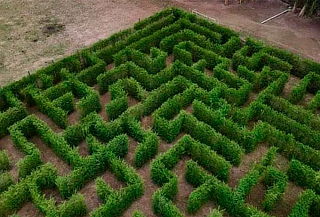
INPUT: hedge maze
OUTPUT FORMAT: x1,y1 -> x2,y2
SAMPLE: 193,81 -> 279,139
1,8 -> 320,217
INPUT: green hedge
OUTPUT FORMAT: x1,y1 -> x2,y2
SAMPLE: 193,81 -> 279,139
288,159 -> 320,194
289,190 -> 316,217
59,194 -> 87,217
0,150 -> 10,172
0,172 -> 14,193
0,164 -> 57,217
90,157 -> 143,217
289,73 -> 313,104
262,167 -> 288,211
106,96 -> 128,120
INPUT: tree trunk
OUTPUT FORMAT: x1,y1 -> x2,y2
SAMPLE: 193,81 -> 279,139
293,1 -> 298,12
299,4 -> 306,16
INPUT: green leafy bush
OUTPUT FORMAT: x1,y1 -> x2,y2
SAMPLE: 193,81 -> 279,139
0,150 -> 10,172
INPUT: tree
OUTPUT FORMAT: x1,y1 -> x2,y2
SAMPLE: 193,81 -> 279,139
293,0 -> 320,17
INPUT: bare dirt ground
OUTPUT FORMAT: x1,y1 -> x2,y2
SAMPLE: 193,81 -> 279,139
0,0 -> 319,87
0,0 -> 165,86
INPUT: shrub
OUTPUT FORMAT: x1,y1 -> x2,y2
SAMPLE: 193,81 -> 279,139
59,193 -> 87,217
132,210 -> 146,217
289,190 -> 316,217
106,96 -> 128,120
262,167 -> 288,211
0,172 -> 14,193
0,150 -> 10,172
134,133 -> 159,168
18,151 -> 42,178
289,73 -> 312,104
187,180 -> 213,213
288,159 -> 320,194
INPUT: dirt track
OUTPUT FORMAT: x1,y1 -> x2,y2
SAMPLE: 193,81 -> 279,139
0,0 -> 319,86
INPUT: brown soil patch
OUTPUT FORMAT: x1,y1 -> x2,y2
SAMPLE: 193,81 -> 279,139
166,55 -> 174,66
299,92 -> 314,107
77,140 -> 90,156
106,63 -> 115,71
67,102 -> 82,126
42,23 -> 65,37
141,115 -> 153,130
128,96 -> 140,107
30,136 -> 71,176
184,104 -> 193,114
274,153 -> 289,172
17,202 -> 44,217
205,68 -> 213,76
98,91 -> 111,121
282,75 -> 300,99
242,91 -> 258,107
245,180 -> 267,210
122,162 -> 158,217
159,133 -> 186,154
43,188 -> 64,204
125,137 -> 139,165
228,144 -> 269,188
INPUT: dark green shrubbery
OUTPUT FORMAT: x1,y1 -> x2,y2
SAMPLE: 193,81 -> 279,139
90,156 -> 143,217
106,96 -> 128,120
288,159 -> 320,194
289,72 -> 313,104
0,172 -> 14,193
0,164 -> 57,217
0,150 -> 10,172
289,190 -> 317,217
262,167 -> 288,211
0,89 -> 27,137
2,7 -> 320,217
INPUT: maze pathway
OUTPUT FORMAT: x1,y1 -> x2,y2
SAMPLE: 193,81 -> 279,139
0,8 -> 320,217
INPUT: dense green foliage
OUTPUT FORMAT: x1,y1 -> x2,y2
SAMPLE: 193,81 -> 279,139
0,7 -> 320,217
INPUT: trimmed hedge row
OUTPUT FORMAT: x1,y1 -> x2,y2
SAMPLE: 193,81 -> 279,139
193,100 -> 256,152
9,115 -> 82,169
56,135 -> 128,198
307,90 -> 320,112
252,102 -> 320,151
24,86 -> 69,128
288,72 -> 313,104
0,172 -> 14,193
253,121 -> 320,170
29,179 -> 87,217
96,14 -> 180,64
234,147 -> 278,203
185,160 -> 248,217
289,190 -> 317,217
114,47 -> 167,74
262,167 -> 288,211
0,150 -> 10,172
263,94 -> 320,131
0,164 -> 57,217
0,89 -> 27,137
151,87 -> 243,165
288,159 -> 320,194
151,135 -> 231,186
90,154 -> 143,217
